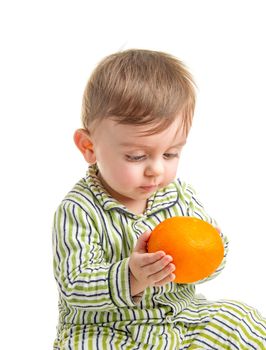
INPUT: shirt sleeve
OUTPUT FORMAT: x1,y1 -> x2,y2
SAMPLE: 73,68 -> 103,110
52,200 -> 137,310
184,183 -> 229,283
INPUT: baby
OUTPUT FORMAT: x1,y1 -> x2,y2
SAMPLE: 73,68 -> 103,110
53,49 -> 266,349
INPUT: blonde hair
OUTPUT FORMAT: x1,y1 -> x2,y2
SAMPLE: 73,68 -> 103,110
81,49 -> 196,135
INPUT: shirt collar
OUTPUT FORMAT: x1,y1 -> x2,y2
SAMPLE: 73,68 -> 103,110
85,164 -> 179,218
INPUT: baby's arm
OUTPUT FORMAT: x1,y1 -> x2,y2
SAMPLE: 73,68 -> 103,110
53,201 -> 140,311
129,231 -> 176,297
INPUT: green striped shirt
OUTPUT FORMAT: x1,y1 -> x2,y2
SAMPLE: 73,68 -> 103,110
53,164 -> 229,335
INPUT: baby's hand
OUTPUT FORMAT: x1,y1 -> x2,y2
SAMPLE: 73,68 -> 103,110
129,230 -> 176,297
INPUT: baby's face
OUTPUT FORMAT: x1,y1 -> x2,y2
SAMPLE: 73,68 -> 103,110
90,117 -> 187,214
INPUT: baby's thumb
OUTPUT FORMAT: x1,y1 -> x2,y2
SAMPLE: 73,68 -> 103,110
134,230 -> 152,253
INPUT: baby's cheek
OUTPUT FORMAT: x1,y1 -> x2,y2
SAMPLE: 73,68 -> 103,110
163,168 -> 178,186
114,166 -> 139,186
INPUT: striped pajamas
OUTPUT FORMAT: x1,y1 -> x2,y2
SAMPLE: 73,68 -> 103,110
53,165 -> 266,349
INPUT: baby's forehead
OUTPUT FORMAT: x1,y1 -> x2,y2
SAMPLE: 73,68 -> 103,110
102,118 -> 187,146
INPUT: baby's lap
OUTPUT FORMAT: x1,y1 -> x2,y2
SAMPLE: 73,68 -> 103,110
56,300 -> 266,349
56,320 -> 192,349
55,323 -> 156,350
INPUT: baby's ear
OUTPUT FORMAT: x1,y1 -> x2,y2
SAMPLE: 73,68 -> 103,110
73,129 -> 96,164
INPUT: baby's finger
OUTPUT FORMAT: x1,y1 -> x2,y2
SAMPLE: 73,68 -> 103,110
154,273 -> 176,286
145,255 -> 173,275
149,263 -> 175,283
134,230 -> 152,253
140,251 -> 166,267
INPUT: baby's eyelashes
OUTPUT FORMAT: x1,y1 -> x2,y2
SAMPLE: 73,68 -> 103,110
125,153 -> 179,162
125,154 -> 147,162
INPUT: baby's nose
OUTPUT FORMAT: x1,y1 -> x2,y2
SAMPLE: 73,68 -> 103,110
145,160 -> 164,177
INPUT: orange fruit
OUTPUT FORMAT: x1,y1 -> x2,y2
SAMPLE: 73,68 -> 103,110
147,217 -> 224,283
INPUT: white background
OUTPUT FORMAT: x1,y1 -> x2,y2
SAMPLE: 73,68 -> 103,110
1,1 -> 265,348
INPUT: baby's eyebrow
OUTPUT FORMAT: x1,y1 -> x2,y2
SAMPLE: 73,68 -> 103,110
119,142 -> 149,148
168,141 -> 187,148
119,141 -> 186,148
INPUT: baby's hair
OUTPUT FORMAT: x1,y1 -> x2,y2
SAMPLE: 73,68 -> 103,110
81,49 -> 196,135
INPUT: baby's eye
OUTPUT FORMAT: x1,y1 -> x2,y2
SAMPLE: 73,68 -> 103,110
163,153 -> 179,159
125,154 -> 147,162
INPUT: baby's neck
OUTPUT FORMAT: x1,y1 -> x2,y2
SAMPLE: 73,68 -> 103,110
124,199 -> 147,216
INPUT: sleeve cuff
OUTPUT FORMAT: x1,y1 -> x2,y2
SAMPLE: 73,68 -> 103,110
108,257 -> 140,307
